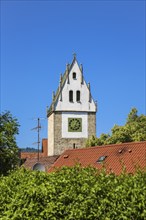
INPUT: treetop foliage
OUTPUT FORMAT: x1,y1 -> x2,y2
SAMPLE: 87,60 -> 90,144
0,111 -> 20,175
86,108 -> 146,147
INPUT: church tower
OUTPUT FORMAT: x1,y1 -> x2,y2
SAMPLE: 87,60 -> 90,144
47,55 -> 97,156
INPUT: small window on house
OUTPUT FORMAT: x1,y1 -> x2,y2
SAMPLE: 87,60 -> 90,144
73,72 -> 76,79
69,90 -> 73,102
76,90 -> 80,102
97,156 -> 107,163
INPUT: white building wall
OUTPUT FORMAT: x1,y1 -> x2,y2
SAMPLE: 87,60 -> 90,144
62,112 -> 88,138
55,61 -> 96,112
47,58 -> 97,156
48,113 -> 54,156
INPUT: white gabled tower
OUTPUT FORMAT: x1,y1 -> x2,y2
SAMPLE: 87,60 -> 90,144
47,54 -> 97,156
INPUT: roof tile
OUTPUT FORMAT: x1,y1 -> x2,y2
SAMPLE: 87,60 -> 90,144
48,141 -> 146,175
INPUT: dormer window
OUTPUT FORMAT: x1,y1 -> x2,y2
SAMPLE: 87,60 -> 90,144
76,90 -> 80,102
69,90 -> 73,102
73,72 -> 76,79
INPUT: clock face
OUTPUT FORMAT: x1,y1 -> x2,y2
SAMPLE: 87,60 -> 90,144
68,118 -> 82,132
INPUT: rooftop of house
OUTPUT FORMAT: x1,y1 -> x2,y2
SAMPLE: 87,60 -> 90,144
22,155 -> 59,172
48,141 -> 146,175
20,138 -> 48,159
20,138 -> 60,171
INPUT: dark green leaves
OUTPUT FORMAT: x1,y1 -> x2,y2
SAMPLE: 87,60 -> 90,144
0,111 -> 20,175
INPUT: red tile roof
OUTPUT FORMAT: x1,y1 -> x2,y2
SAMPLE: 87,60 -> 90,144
20,138 -> 59,171
22,156 -> 59,171
48,141 -> 146,175
20,138 -> 48,159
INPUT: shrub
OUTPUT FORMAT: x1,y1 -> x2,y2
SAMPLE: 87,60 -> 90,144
0,166 -> 146,219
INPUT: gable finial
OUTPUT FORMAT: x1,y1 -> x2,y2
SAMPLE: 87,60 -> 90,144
66,63 -> 70,72
52,91 -> 55,111
73,53 -> 76,60
52,91 -> 55,101
66,63 -> 70,84
60,73 -> 62,83
46,106 -> 49,115
59,74 -> 62,101
80,64 -> 83,73
80,64 -> 83,84
95,100 -> 98,112
88,83 -> 91,102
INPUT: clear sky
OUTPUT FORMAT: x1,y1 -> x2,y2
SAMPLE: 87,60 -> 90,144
1,0 -> 145,149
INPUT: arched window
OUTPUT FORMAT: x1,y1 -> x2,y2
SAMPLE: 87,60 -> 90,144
69,90 -> 73,102
76,90 -> 80,102
73,72 -> 76,79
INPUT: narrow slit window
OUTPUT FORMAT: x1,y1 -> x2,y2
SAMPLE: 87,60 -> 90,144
69,90 -> 73,102
73,72 -> 76,79
76,90 -> 80,102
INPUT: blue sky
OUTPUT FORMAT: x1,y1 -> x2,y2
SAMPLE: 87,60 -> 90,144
1,0 -> 145,149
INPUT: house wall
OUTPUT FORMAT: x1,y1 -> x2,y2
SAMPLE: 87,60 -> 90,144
62,112 -> 88,138
88,112 -> 96,137
47,112 -> 96,156
48,113 -> 55,156
47,58 -> 97,156
54,112 -> 87,155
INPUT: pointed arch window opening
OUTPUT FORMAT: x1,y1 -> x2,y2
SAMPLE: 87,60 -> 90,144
69,90 -> 73,102
76,90 -> 81,102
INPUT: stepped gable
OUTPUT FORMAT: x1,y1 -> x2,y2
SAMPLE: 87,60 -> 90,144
47,54 -> 97,116
47,54 -> 97,156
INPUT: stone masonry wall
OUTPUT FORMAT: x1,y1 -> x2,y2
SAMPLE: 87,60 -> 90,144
53,112 -> 96,155
88,112 -> 96,137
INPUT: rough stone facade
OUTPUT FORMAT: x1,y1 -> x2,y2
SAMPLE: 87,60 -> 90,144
51,112 -> 96,155
88,113 -> 96,137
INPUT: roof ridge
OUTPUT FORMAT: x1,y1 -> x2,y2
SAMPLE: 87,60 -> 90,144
63,141 -> 146,153
48,141 -> 146,174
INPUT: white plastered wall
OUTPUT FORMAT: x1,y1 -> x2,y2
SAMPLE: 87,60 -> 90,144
55,60 -> 96,112
62,112 -> 88,138
48,113 -> 54,156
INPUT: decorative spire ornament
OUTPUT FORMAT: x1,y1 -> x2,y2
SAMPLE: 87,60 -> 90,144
59,73 -> 62,101
88,83 -> 91,102
80,64 -> 83,84
66,63 -> 70,84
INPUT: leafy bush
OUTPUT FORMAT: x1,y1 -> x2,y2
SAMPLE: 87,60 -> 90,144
0,166 -> 146,219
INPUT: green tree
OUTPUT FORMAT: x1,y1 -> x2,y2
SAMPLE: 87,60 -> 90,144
0,111 -> 20,175
86,108 -> 146,147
